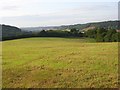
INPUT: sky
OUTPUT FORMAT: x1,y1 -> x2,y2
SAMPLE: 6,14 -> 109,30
0,0 -> 119,27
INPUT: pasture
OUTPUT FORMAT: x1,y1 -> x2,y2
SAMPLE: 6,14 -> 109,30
2,38 -> 118,88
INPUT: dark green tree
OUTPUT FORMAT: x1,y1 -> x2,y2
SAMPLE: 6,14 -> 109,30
96,28 -> 107,42
85,29 -> 97,38
70,28 -> 79,37
39,30 -> 47,37
104,29 -> 116,42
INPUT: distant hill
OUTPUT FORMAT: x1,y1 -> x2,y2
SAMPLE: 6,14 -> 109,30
2,24 -> 22,39
60,20 -> 119,31
21,20 -> 119,32
1,24 -> 31,40
21,26 -> 62,32
1,20 -> 119,41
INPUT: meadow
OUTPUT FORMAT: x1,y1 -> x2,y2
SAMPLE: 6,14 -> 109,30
0,42 -> 2,88
2,37 -> 118,88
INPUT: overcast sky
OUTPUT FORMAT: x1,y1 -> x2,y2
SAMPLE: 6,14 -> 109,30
0,0 -> 119,27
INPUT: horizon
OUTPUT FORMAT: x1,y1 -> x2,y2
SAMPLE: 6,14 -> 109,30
2,20 -> 118,28
21,20 -> 118,28
0,0 -> 119,27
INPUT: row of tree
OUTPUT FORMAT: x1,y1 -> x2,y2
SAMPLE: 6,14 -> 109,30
38,29 -> 83,37
2,24 -> 120,42
1,25 -> 84,41
85,28 -> 120,42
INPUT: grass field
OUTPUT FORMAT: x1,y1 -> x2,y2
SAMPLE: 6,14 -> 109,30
0,42 -> 2,88
2,38 -> 118,88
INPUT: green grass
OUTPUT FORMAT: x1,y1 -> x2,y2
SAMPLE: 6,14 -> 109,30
0,42 -> 2,88
2,37 -> 118,88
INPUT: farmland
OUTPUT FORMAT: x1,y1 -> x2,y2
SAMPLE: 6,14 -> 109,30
2,38 -> 118,88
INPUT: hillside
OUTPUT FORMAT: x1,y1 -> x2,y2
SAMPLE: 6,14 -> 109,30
1,20 -> 119,41
2,25 -> 22,40
21,20 -> 119,31
67,20 -> 119,30
1,25 -> 33,41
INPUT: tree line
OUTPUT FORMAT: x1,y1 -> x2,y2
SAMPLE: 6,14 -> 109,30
85,28 -> 120,42
1,25 -> 84,41
1,24 -> 120,42
38,29 -> 83,37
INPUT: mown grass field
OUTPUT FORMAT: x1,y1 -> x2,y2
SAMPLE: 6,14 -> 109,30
2,38 -> 118,88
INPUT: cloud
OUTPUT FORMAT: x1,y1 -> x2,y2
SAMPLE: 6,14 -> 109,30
2,5 -> 19,10
1,1 -> 118,27
2,7 -> 117,27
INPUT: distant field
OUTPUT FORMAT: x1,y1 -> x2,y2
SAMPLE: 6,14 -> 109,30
2,38 -> 118,88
